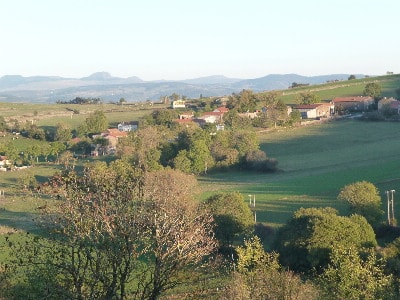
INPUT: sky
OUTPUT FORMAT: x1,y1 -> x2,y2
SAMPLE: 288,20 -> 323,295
1,0 -> 399,81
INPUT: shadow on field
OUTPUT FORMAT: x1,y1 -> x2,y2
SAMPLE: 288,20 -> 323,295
0,209 -> 43,235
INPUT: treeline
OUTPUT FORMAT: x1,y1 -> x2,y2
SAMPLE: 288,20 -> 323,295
56,97 -> 102,104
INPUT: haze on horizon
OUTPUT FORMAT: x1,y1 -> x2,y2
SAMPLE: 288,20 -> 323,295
1,0 -> 399,81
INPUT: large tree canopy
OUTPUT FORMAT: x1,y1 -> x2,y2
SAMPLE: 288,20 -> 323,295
206,192 -> 254,247
274,207 -> 377,273
363,82 -> 382,99
78,110 -> 109,136
9,161 -> 217,300
338,181 -> 383,225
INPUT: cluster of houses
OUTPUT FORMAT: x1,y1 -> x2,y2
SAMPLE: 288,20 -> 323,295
169,96 -> 400,127
294,96 -> 400,119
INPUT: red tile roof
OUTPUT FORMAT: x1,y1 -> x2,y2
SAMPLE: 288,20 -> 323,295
214,107 -> 229,113
333,96 -> 373,102
105,129 -> 128,138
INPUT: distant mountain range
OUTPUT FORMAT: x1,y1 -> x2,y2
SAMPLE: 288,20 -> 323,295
0,72 -> 366,103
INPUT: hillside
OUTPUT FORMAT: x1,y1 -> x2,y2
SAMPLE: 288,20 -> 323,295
0,72 -> 371,103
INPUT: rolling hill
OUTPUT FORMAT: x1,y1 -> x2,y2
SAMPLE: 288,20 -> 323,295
0,72 -> 370,103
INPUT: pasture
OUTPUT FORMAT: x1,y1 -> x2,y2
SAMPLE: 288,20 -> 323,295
278,74 -> 400,103
199,119 -> 400,227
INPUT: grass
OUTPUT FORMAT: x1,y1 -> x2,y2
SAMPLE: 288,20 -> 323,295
199,119 -> 400,227
277,74 -> 400,104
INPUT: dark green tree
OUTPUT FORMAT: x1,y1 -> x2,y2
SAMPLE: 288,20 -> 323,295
274,207 -> 377,273
296,92 -> 320,104
348,74 -> 356,80
222,236 -> 320,300
337,181 -> 384,226
77,110 -> 108,135
206,192 -> 254,248
319,245 -> 394,299
227,89 -> 257,113
363,82 -> 382,99
54,123 -> 72,142
0,115 -> 7,131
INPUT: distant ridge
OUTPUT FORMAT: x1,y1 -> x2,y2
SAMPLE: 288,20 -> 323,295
0,72 -> 368,103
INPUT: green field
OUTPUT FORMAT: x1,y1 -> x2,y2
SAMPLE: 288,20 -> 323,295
199,119 -> 400,227
278,74 -> 400,103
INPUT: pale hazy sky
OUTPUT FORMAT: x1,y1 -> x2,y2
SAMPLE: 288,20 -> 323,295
1,0 -> 399,80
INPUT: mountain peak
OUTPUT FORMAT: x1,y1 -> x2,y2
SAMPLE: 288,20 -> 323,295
82,72 -> 114,81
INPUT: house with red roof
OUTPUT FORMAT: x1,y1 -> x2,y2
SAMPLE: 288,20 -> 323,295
332,96 -> 374,113
213,107 -> 229,113
102,128 -> 128,148
198,111 -> 224,124
378,97 -> 400,114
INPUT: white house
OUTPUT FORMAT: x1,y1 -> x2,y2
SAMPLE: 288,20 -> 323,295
171,100 -> 186,109
117,121 -> 138,132
292,103 -> 334,119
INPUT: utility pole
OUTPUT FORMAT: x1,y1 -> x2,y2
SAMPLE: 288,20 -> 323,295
386,190 -> 395,225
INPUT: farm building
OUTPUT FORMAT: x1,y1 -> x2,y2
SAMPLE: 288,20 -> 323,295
378,97 -> 400,113
292,103 -> 334,119
171,100 -> 186,109
178,111 -> 195,119
332,96 -> 374,112
117,121 -> 138,132
197,111 -> 225,124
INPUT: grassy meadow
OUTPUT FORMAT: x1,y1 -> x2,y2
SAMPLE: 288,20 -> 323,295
278,74 -> 400,103
199,119 -> 400,228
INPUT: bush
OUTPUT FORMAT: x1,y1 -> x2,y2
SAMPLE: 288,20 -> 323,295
243,150 -> 278,172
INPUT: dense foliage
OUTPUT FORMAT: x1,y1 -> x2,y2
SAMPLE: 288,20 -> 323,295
5,162 -> 217,299
338,181 -> 384,226
206,192 -> 254,247
274,207 -> 377,273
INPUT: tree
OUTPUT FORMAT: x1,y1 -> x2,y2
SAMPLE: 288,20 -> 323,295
223,109 -> 252,130
319,245 -> 394,299
230,130 -> 259,162
206,192 -> 254,248
348,74 -> 356,80
288,109 -> 302,125
26,124 -> 45,140
337,181 -> 384,225
10,161 -> 148,299
147,109 -> 178,127
10,163 -> 217,299
296,92 -> 320,104
274,207 -> 377,273
50,141 -> 67,159
173,149 -> 192,173
210,131 -> 240,168
117,126 -> 164,171
0,115 -> 8,132
169,93 -> 180,101
58,150 -> 75,169
363,82 -> 382,99
77,110 -> 108,135
140,169 -> 218,299
227,90 -> 257,113
54,122 -> 72,142
222,236 -> 320,300
243,149 -> 278,172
